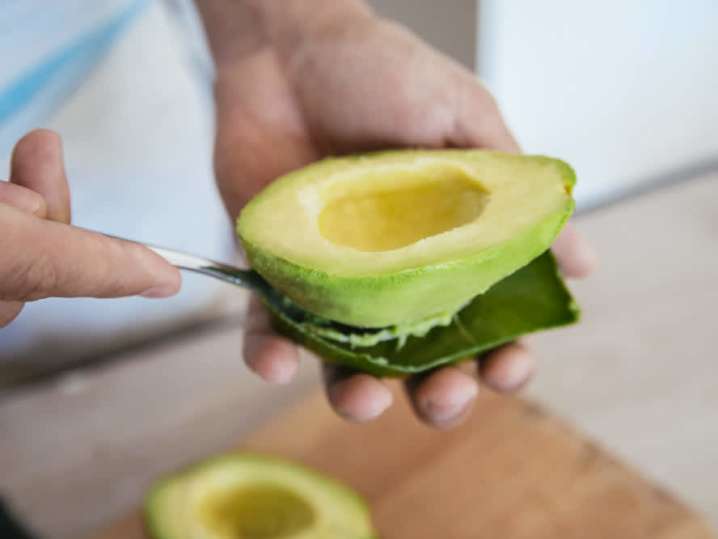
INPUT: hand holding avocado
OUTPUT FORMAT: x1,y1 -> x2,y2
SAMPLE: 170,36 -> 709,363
203,0 -> 596,428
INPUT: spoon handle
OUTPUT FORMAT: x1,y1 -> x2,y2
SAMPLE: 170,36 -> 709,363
104,234 -> 270,293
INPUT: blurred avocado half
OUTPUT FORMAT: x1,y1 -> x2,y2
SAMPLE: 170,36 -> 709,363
146,454 -> 376,539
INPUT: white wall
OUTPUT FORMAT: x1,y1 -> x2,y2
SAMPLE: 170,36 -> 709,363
478,0 -> 718,207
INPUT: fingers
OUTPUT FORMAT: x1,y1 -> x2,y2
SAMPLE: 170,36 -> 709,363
324,364 -> 393,423
0,181 -> 47,217
452,77 -> 521,154
242,294 -> 532,427
479,342 -> 535,393
240,289 -> 536,430
0,205 -> 180,301
242,296 -> 300,384
0,130 -> 177,320
552,223 -> 597,279
241,291 -> 531,428
405,366 -> 478,429
0,301 -> 24,328
10,129 -> 71,223
242,297 -> 394,421
243,334 -> 300,384
0,132 -> 60,326
404,342 -> 535,428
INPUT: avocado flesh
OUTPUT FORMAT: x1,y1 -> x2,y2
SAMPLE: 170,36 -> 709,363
238,150 -> 575,328
145,454 -> 376,539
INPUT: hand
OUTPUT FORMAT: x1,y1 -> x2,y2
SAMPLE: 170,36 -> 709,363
0,130 -> 181,327
203,2 -> 597,427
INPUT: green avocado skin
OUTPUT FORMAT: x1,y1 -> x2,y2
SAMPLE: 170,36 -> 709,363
266,251 -> 579,377
239,151 -> 576,328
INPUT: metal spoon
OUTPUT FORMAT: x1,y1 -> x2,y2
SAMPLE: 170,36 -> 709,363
108,235 -> 398,343
143,243 -> 272,295
104,233 -> 293,313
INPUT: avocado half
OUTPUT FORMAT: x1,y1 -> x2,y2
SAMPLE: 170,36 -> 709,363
145,454 -> 376,539
238,150 -> 575,329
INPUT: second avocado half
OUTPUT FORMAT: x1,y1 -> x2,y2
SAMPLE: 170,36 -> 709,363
237,149 -> 579,375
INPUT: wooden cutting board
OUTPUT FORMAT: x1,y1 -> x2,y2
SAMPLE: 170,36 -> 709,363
93,387 -> 715,539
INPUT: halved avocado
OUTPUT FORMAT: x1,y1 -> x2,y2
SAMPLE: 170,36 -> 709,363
145,454 -> 376,539
238,150 -> 575,328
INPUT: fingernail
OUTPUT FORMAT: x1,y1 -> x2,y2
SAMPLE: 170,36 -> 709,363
482,348 -> 534,392
362,387 -> 393,420
140,283 -> 178,298
264,357 -> 297,385
419,382 -> 477,424
244,336 -> 299,385
499,357 -> 533,391
331,378 -> 393,422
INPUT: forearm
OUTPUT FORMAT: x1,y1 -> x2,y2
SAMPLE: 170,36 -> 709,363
194,0 -> 374,69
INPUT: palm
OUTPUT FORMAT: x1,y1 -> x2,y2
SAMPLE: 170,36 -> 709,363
213,20 -> 515,217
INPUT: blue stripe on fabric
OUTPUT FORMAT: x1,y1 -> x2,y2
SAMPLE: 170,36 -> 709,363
0,0 -> 149,125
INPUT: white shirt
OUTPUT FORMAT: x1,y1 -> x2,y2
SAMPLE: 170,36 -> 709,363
0,1 -> 234,365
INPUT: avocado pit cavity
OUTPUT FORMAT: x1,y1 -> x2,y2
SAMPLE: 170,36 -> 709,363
318,164 -> 489,252
199,483 -> 316,538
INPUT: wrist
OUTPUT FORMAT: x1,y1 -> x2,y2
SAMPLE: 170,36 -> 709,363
195,0 -> 375,71
255,0 -> 374,47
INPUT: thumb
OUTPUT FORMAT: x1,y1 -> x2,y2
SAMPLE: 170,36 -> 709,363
451,76 -> 520,153
0,205 -> 181,301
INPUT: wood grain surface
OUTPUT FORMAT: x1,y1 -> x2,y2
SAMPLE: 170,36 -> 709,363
93,388 -> 715,539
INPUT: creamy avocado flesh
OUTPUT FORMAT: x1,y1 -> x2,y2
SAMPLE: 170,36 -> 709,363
318,166 -> 488,252
238,150 -> 575,328
146,454 -> 376,539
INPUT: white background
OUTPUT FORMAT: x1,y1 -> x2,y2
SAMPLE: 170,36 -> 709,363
478,0 -> 718,207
